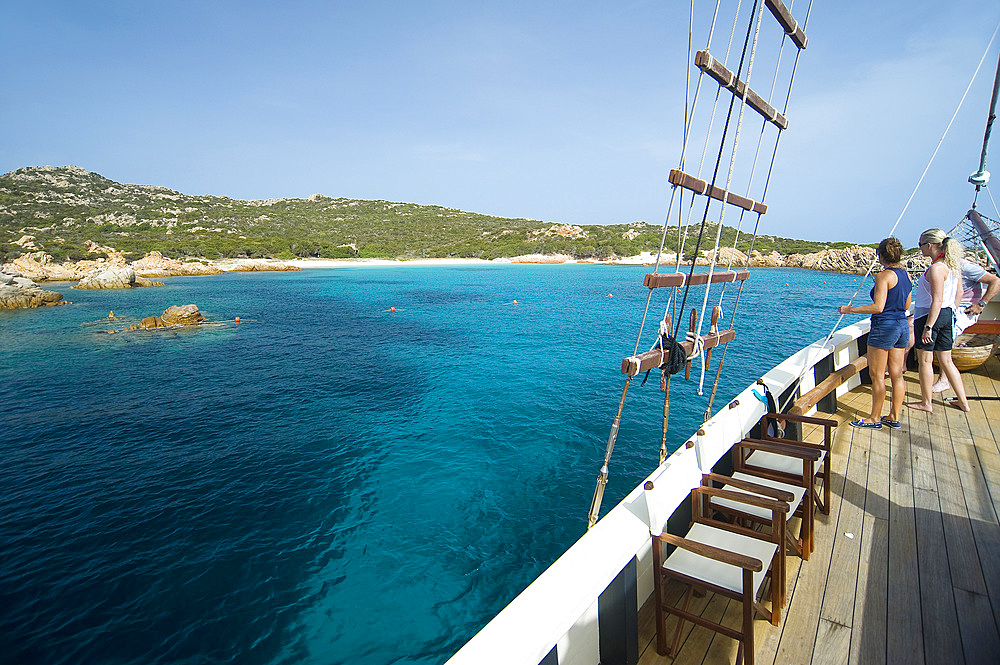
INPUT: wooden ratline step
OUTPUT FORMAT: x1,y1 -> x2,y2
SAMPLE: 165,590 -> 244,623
621,330 -> 736,376
669,169 -> 767,215
695,50 -> 788,130
765,0 -> 808,50
644,270 -> 749,290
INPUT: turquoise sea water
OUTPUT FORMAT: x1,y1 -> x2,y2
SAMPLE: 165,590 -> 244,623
0,265 -> 864,665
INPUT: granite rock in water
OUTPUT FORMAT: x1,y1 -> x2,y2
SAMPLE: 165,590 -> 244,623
126,304 -> 206,330
0,271 -> 65,310
161,304 -> 206,325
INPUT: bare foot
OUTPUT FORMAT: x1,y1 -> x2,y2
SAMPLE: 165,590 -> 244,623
947,400 -> 971,413
905,401 -> 933,413
931,379 -> 950,393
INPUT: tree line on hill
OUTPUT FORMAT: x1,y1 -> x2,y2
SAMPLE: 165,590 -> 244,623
1,166 -> 859,264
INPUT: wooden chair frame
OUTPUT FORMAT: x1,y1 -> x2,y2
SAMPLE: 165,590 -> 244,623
731,438 -> 821,558
700,470 -> 814,561
652,486 -> 788,665
732,412 -> 836,556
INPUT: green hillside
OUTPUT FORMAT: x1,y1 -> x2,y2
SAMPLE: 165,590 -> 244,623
0,165 -> 848,263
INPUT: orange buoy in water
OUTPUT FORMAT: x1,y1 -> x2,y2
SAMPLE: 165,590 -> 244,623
235,316 -> 241,323
785,283 -> 789,286
390,307 -> 396,312
512,300 -> 518,305
608,293 -> 613,297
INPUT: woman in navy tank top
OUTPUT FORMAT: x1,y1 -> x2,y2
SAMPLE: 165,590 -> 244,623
838,237 -> 912,429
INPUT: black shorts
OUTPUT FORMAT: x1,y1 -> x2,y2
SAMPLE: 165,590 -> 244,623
913,310 -> 954,352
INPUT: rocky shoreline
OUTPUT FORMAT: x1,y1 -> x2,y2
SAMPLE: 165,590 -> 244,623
0,245 -> 301,310
0,244 -> 938,311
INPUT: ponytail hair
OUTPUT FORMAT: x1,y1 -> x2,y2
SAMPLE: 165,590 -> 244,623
919,227 -> 962,272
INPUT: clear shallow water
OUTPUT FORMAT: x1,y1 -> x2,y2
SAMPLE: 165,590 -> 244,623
0,265 -> 864,665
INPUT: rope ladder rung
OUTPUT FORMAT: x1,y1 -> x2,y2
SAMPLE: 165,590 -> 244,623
621,330 -> 736,376
695,50 -> 788,130
669,168 -> 767,215
644,270 -> 750,289
765,0 -> 808,49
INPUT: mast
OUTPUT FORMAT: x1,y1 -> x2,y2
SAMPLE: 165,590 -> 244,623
970,47 -> 1000,188
966,46 -> 1000,270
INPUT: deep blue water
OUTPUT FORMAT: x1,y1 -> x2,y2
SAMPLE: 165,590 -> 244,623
0,265 -> 864,665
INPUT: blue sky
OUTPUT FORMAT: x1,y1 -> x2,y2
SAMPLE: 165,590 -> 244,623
3,1 -> 1000,244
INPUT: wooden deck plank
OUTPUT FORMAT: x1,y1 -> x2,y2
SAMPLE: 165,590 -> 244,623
771,394 -> 858,664
953,587 -> 1000,664
818,425 -> 869,628
849,404 -> 892,665
887,403 -> 924,665
669,592 -> 737,665
755,551 -> 805,665
946,374 -> 1000,644
850,516 -> 888,665
814,618 -> 851,665
912,486 -> 963,663
932,408 -> 988,597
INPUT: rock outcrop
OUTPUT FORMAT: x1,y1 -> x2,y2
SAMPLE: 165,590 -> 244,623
123,304 -> 206,331
3,252 -> 83,281
2,249 -> 298,283
161,304 -> 206,325
0,270 -> 66,310
703,247 -> 750,266
130,251 -> 223,277
783,246 -> 878,274
74,266 -> 163,289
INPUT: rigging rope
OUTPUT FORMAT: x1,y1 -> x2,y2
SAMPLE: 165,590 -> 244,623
674,0 -> 761,345
705,0 -> 816,417
589,0 -> 811,526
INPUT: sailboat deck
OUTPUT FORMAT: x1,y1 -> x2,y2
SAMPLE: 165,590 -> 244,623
638,354 -> 1000,665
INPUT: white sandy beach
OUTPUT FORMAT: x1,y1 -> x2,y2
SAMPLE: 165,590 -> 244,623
274,251 -> 664,269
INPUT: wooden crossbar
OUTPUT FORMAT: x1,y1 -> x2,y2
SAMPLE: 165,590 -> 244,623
644,270 -> 750,289
621,330 -> 736,376
695,51 -> 788,130
765,0 -> 808,49
669,169 -> 767,215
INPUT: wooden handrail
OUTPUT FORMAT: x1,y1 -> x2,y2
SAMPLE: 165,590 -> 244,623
788,356 -> 868,417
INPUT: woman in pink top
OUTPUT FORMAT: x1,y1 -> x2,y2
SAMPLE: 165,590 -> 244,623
906,228 -> 970,413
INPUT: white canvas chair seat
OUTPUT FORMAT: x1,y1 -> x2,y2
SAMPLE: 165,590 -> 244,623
745,448 -> 826,476
711,472 -> 807,522
661,522 -> 777,595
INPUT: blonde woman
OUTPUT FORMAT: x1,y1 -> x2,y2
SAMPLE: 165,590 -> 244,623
906,228 -> 970,413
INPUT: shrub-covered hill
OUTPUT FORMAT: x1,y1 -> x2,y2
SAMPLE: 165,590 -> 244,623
1,165 -> 848,263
